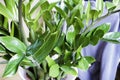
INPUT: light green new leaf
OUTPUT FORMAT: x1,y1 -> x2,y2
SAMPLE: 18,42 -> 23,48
49,64 -> 60,78
60,66 -> 77,76
113,0 -> 120,5
30,0 -> 47,15
106,2 -> 116,11
46,56 -> 56,67
20,57 -> 35,67
3,54 -> 25,77
85,1 -> 91,25
96,0 -> 103,11
0,36 -> 26,54
77,56 -> 95,70
66,25 -> 76,45
102,32 -> 120,44
4,0 -> 17,15
0,3 -> 13,19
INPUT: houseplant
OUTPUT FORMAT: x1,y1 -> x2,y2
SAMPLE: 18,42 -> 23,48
0,0 -> 120,80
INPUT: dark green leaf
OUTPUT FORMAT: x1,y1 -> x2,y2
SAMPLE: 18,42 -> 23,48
90,36 -> 99,45
0,45 -> 5,53
33,31 -> 60,63
55,6 -> 67,18
3,54 -> 25,77
26,39 -> 43,56
64,1 -> 73,10
0,36 -> 26,54
74,17 -> 84,28
49,64 -> 60,78
93,30 -> 105,38
60,65 -> 77,76
102,32 -> 120,44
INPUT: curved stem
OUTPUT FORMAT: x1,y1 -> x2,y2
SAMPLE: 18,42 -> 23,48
83,9 -> 120,35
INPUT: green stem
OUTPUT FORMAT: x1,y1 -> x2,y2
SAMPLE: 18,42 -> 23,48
18,0 -> 28,45
83,9 -> 120,35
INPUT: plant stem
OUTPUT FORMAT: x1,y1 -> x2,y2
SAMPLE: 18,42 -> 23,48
18,0 -> 28,45
83,9 -> 120,35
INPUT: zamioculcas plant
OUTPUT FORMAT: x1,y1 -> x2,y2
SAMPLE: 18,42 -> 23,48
0,0 -> 120,80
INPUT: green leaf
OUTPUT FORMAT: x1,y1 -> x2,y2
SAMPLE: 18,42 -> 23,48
3,54 -> 25,77
33,31 -> 60,63
60,66 -> 77,76
106,2 -> 116,11
74,17 -> 84,28
4,0 -> 17,14
20,57 -> 35,67
0,45 -> 5,53
49,64 -> 60,78
0,36 -> 26,54
64,1 -> 73,10
26,39 -> 43,56
0,3 -> 13,19
95,23 -> 110,33
66,25 -> 76,45
85,1 -> 91,25
102,32 -> 120,44
55,6 -> 67,18
30,0 -> 47,15
46,56 -> 56,67
77,56 -> 95,70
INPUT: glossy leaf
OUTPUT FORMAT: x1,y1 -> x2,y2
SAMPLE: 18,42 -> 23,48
66,25 -> 76,45
21,57 -> 35,67
60,65 -> 77,76
4,0 -> 17,14
3,54 -> 25,77
102,32 -> 120,44
95,23 -> 110,33
90,36 -> 100,45
106,2 -> 116,11
49,64 -> 60,78
55,6 -> 67,18
33,31 -> 59,63
64,1 -> 73,10
77,56 -> 95,70
46,56 -> 56,67
0,36 -> 26,54
74,17 -> 84,28
26,39 -> 43,56
0,3 -> 13,19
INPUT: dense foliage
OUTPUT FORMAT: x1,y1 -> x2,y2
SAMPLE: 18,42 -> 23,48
0,0 -> 120,79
